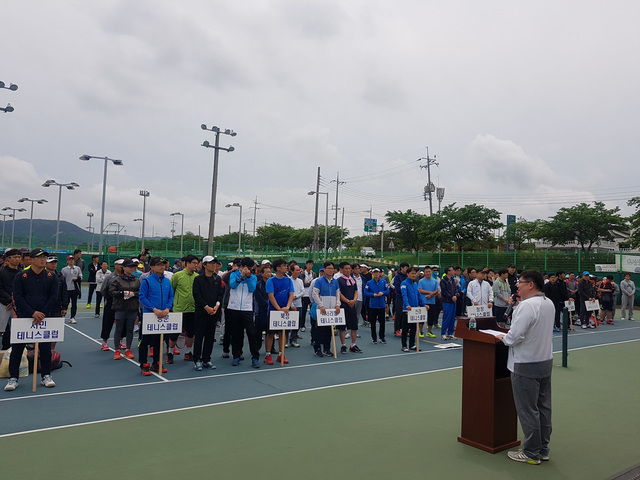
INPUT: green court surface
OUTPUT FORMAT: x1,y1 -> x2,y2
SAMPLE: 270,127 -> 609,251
1,341 -> 638,479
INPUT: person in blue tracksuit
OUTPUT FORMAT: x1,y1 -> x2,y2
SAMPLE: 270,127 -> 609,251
364,268 -> 389,344
400,267 -> 426,351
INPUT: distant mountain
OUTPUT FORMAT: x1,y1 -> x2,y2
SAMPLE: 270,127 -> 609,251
0,218 -> 142,251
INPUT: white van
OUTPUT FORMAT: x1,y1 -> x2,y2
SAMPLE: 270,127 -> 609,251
360,247 -> 375,258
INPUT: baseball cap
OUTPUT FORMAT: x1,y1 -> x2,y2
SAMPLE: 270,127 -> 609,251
20,247 -> 31,255
114,259 -> 125,265
149,256 -> 165,266
371,267 -> 381,273
46,256 -> 58,263
30,248 -> 49,258
261,259 -> 271,265
67,255 -> 74,260
123,259 -> 137,268
582,271 -> 590,276
202,255 -> 215,264
4,248 -> 20,257
360,264 -> 369,269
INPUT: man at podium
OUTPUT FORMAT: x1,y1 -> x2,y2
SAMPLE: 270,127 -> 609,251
496,270 -> 554,465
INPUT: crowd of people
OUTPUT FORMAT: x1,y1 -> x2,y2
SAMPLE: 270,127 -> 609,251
0,247 -> 636,391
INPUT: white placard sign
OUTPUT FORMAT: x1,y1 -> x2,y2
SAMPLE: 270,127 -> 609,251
142,312 -> 183,334
11,317 -> 65,343
407,307 -> 428,324
466,305 -> 492,318
270,310 -> 299,330
317,309 -> 346,326
585,300 -> 601,311
564,300 -> 575,312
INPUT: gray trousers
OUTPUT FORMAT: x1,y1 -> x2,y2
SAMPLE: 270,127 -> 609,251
511,373 -> 552,458
621,295 -> 634,319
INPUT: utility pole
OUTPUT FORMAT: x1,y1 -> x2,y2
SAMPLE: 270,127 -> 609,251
339,207 -> 345,252
418,147 -> 439,215
330,172 -> 346,227
312,167 -> 320,258
251,196 -> 261,238
380,224 -> 384,262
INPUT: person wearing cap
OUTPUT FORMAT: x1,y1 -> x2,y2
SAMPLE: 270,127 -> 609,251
20,247 -> 32,269
400,267 -> 426,351
0,248 -> 22,350
45,256 -> 68,323
192,256 -> 224,370
5,248 -> 59,391
139,250 -> 150,273
99,259 -> 124,351
94,260 -> 110,318
365,267 -> 389,344
286,262 -> 304,348
138,257 -> 174,374
61,254 -> 83,324
109,259 -> 141,360
577,271 -> 596,329
172,259 -> 182,273
170,254 -> 199,363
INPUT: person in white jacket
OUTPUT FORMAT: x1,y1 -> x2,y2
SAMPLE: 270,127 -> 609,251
466,269 -> 494,309
94,261 -> 111,318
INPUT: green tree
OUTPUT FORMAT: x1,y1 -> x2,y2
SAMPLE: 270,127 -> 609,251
437,203 -> 503,251
537,202 -> 628,252
503,218 -> 542,251
626,197 -> 640,249
385,209 -> 427,250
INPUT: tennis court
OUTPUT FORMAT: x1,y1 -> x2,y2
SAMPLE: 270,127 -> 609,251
1,302 -> 638,480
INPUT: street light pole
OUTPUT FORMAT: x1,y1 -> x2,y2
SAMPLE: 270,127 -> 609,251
0,80 -> 18,114
42,180 -> 79,253
87,212 -> 94,251
139,190 -> 150,251
170,212 -> 184,257
201,124 -> 236,256
17,198 -> 48,249
1,207 -> 26,248
79,155 -> 124,256
0,213 -> 13,250
225,203 -> 242,253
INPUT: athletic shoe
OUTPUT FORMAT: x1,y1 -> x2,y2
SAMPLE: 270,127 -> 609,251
553,328 -> 560,333
222,352 -> 230,359
119,340 -> 126,350
141,363 -> 152,376
350,345 -> 363,353
203,362 -> 216,370
372,339 -> 378,344
183,352 -> 193,361
574,320 -> 582,326
69,318 -> 77,324
94,314 -> 100,318
507,450 -> 540,465
151,364 -> 168,373
540,454 -> 550,461
113,350 -> 121,360
606,320 -> 614,325
449,335 -> 458,340
101,341 -> 109,351
409,345 -> 417,350
288,341 -> 300,348
86,304 -> 91,309
264,354 -> 274,365
172,347 -> 180,355
435,324 -> 441,329
251,359 -> 260,368
419,332 -> 424,338
620,317 -> 625,321
442,335 -> 449,340
426,332 -> 436,338
300,327 -> 306,332
41,375 -> 56,388
380,338 -> 387,344
394,330 -> 401,337
323,350 -> 333,357
231,358 -> 240,366
4,378 -> 18,391
124,349 -> 135,359
340,345 -> 348,354
582,324 -> 588,329
276,354 -> 289,364
194,361 -> 203,371
166,353 -> 174,364
402,347 -> 409,352
315,350 -> 324,358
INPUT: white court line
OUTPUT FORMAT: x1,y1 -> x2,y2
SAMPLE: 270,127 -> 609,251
66,324 -> 169,381
0,365 -> 463,439
1,337 -> 638,439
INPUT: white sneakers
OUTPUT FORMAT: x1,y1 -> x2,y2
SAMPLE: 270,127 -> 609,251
41,375 -> 56,388
69,318 -> 77,324
4,378 -> 18,391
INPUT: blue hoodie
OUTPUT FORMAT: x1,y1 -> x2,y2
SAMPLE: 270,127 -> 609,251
401,277 -> 426,312
139,272 -> 174,313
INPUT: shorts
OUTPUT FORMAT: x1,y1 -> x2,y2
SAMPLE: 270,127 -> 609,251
341,307 -> 358,331
601,300 -> 613,311
182,311 -> 195,337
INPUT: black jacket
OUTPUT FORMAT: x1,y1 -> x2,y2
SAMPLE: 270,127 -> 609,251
109,275 -> 141,312
192,273 -> 224,316
0,265 -> 20,305
13,268 -> 59,318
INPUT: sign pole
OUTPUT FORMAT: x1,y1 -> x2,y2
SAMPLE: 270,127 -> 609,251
159,333 -> 164,376
331,325 -> 337,358
32,342 -> 39,392
416,328 -> 420,352
281,329 -> 286,366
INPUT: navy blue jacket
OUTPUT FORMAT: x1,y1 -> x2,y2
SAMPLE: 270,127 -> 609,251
13,267 -> 59,318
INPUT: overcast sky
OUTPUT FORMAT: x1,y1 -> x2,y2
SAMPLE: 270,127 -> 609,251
2,1 -> 638,244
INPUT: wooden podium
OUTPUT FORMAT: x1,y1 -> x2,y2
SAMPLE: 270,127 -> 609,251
456,316 -> 521,453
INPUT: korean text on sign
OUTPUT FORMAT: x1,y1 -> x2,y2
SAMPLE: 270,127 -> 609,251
466,305 -> 492,318
317,309 -> 346,326
269,310 -> 300,330
11,317 -> 66,344
407,307 -> 428,324
142,312 -> 184,334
